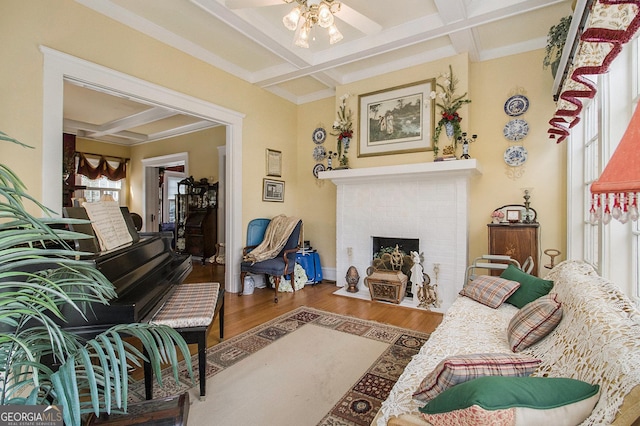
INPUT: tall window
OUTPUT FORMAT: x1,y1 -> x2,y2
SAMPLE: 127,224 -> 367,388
568,36 -> 640,303
633,37 -> 640,302
79,175 -> 122,203
582,86 -> 601,269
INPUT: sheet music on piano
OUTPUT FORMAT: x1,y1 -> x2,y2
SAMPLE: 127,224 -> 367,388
82,201 -> 133,251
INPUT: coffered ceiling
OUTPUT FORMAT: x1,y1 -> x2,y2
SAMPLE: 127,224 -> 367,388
67,0 -> 574,145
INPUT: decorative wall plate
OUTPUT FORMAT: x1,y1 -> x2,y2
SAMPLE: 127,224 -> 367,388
504,95 -> 529,117
312,127 -> 327,144
504,145 -> 528,166
503,119 -> 529,141
313,145 -> 327,161
312,163 -> 325,178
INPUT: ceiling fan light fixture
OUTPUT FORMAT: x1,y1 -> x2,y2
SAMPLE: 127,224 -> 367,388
283,6 -> 301,31
328,23 -> 343,44
294,17 -> 311,48
283,0 -> 342,47
317,2 -> 334,28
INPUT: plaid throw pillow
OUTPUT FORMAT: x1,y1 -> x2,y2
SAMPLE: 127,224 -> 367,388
459,275 -> 520,308
413,353 -> 542,403
508,293 -> 563,352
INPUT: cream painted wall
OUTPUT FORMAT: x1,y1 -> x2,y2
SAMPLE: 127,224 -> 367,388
128,127 -> 225,215
468,50 -> 566,277
0,0 -> 297,244
324,51 -> 565,276
1,1 -> 566,278
296,98 -> 337,272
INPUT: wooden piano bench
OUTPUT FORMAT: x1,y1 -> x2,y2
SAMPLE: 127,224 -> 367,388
144,282 -> 224,401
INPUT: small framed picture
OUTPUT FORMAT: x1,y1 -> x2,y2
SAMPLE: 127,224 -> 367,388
263,178 -> 284,202
266,149 -> 282,177
506,209 -> 521,223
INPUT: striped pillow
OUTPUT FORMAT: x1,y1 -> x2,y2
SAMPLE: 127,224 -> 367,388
459,275 -> 520,308
412,353 -> 542,403
508,293 -> 563,352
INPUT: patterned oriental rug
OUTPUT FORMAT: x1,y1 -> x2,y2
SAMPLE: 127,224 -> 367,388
129,306 -> 429,426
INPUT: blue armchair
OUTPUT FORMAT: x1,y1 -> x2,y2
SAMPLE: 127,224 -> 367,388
240,219 -> 302,303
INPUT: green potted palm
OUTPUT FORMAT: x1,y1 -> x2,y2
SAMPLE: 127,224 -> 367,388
0,131 -> 192,425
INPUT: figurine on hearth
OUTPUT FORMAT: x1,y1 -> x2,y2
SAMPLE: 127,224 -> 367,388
410,251 -> 424,304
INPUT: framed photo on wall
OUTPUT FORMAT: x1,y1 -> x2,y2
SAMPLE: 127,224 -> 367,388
358,79 -> 435,157
263,178 -> 284,202
266,148 -> 282,177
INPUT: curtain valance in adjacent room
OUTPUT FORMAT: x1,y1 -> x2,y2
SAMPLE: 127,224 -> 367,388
76,152 -> 127,181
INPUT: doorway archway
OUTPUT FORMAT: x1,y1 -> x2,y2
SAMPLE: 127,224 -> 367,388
40,46 -> 243,293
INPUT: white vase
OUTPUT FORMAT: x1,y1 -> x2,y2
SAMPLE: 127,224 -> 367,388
492,218 -> 501,224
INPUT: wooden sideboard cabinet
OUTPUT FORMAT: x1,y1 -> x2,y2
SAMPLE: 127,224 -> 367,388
488,223 -> 539,276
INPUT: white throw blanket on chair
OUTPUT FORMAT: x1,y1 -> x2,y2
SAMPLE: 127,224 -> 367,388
243,215 -> 300,264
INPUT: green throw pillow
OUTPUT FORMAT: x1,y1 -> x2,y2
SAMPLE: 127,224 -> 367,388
419,376 -> 599,414
501,264 -> 554,308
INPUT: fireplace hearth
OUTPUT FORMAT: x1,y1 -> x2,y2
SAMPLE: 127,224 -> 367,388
319,160 -> 481,312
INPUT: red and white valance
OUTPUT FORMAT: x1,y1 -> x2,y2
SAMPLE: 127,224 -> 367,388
548,0 -> 640,143
549,0 -> 640,224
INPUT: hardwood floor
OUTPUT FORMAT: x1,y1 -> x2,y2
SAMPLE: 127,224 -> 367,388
186,262 -> 443,349
131,262 -> 443,381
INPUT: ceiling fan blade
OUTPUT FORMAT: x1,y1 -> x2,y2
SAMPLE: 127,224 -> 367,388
336,4 -> 382,35
225,0 -> 282,9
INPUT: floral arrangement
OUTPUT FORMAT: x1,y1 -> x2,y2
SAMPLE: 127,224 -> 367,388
430,65 -> 471,156
332,93 -> 353,168
491,210 -> 505,221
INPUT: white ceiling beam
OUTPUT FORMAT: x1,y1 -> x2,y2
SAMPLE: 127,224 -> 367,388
191,0 -> 313,69
255,0 -> 567,87
87,107 -> 177,138
64,118 -> 149,142
145,121 -> 220,142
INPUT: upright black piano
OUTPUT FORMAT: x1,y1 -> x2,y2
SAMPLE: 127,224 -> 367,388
62,207 -> 192,339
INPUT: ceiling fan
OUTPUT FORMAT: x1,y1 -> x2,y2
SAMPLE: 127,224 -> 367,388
225,0 -> 382,35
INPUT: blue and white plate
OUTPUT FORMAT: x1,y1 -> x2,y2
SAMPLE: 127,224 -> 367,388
504,145 -> 528,167
503,119 -> 529,141
504,95 -> 529,117
312,127 -> 327,144
313,145 -> 327,161
312,163 -> 325,178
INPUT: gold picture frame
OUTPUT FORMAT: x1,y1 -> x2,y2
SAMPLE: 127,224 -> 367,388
358,79 -> 435,157
266,148 -> 282,177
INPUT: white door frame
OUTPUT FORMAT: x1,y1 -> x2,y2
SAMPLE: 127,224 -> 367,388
141,152 -> 189,233
40,46 -> 244,293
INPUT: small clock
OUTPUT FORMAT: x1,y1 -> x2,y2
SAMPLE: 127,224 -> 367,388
312,127 -> 327,144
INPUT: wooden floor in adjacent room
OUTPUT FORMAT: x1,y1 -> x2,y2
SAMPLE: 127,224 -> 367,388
187,262 -> 444,350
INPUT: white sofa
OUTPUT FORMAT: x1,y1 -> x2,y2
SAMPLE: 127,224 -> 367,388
375,260 -> 640,426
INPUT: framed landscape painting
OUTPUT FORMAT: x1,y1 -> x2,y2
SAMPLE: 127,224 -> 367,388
358,79 -> 435,157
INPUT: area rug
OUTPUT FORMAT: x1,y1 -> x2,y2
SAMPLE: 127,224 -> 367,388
128,306 -> 429,426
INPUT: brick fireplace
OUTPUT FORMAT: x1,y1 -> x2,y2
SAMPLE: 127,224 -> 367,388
319,160 -> 481,312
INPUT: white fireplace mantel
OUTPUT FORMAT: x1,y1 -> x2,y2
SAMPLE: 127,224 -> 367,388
319,159 -> 482,313
318,159 -> 481,184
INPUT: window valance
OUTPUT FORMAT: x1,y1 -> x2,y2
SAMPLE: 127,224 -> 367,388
76,152 -> 127,181
548,0 -> 640,143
